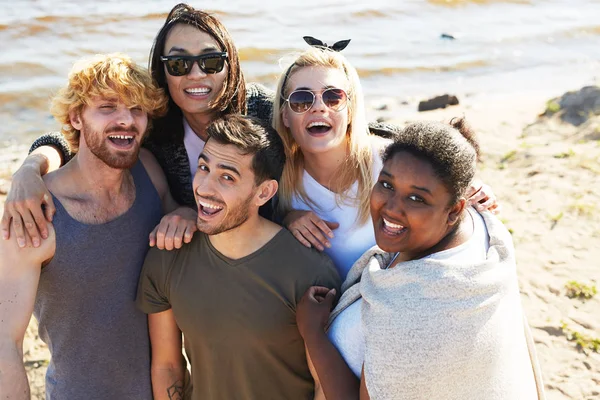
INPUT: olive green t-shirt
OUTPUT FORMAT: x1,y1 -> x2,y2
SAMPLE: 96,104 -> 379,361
136,228 -> 340,400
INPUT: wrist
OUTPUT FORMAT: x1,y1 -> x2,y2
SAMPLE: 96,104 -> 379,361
22,153 -> 49,175
301,325 -> 327,344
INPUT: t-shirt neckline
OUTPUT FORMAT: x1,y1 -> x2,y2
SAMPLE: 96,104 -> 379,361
202,228 -> 286,266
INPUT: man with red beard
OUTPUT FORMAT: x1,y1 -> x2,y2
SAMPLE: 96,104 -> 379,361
0,54 -> 196,400
136,114 -> 340,400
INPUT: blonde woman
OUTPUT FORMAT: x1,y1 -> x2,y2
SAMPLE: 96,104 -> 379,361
273,41 -> 497,278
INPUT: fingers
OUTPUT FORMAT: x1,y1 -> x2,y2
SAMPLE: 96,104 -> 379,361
161,219 -> 179,251
476,196 -> 496,212
20,207 -> 42,247
309,286 -> 333,297
182,224 -> 196,244
314,218 -> 335,239
149,226 -> 158,247
42,193 -> 56,223
295,217 -> 332,251
1,210 -> 11,240
488,202 -> 501,215
302,226 -> 330,251
467,189 -> 486,205
152,215 -> 197,251
11,213 -> 27,248
290,228 -> 313,248
324,288 -> 337,308
324,221 -> 340,231
153,219 -> 169,250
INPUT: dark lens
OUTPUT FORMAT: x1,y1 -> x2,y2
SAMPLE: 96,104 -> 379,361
166,58 -> 191,76
201,55 -> 225,74
288,91 -> 315,113
322,88 -> 347,111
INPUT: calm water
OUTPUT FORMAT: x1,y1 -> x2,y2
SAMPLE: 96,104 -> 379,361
1,0 -> 599,151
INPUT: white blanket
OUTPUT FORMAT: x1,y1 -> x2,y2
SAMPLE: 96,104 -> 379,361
328,211 -> 545,400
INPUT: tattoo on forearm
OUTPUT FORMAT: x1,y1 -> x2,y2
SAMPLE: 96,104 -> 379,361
167,380 -> 184,400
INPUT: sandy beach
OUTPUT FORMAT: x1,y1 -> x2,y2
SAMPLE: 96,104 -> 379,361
0,84 -> 598,399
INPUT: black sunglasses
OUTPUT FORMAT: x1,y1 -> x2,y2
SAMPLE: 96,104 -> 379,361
160,52 -> 228,76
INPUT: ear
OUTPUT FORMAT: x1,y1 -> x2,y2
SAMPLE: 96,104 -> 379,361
254,179 -> 278,207
69,109 -> 83,131
282,106 -> 291,129
447,198 -> 467,226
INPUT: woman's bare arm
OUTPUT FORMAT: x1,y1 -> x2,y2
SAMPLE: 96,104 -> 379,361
1,145 -> 62,247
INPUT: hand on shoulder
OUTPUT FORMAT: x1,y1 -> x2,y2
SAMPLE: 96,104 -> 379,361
0,222 -> 55,270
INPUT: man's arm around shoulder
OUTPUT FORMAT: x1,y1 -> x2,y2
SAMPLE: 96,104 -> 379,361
0,225 -> 55,399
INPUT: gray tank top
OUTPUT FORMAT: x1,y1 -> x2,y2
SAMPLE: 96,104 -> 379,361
34,160 -> 162,400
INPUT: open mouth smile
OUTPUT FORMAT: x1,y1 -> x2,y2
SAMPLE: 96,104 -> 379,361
306,121 -> 332,136
382,217 -> 408,236
185,87 -> 211,98
198,199 -> 224,218
107,134 -> 135,148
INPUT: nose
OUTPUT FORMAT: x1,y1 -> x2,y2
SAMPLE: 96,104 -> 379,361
193,170 -> 216,197
116,107 -> 135,126
310,93 -> 327,113
187,60 -> 207,80
385,192 -> 405,217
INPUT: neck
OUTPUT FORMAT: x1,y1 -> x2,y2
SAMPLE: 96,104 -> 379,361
65,149 -> 132,199
183,111 -> 218,142
208,213 -> 281,260
302,142 -> 348,191
393,211 -> 472,265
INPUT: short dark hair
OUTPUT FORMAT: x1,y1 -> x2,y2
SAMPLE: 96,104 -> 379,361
382,118 -> 480,204
206,115 -> 285,184
148,4 -> 246,142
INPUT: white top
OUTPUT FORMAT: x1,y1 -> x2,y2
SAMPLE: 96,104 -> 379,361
328,207 -> 490,378
182,118 -> 206,179
290,137 -> 390,279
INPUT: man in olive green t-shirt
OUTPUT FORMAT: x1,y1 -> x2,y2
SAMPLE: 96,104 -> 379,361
136,115 -> 340,400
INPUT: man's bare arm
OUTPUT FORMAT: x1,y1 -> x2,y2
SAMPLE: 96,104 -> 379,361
1,146 -> 62,247
148,310 -> 186,400
0,224 -> 55,399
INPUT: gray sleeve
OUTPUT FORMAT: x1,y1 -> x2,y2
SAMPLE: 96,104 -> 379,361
29,132 -> 74,164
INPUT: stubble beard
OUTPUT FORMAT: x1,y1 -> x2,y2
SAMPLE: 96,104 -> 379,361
197,192 -> 255,236
82,121 -> 145,170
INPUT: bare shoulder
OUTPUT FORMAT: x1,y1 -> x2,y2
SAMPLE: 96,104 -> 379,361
139,148 -> 169,197
0,224 -> 55,275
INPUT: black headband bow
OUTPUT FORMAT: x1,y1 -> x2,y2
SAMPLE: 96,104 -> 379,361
280,36 -> 351,100
303,36 -> 351,52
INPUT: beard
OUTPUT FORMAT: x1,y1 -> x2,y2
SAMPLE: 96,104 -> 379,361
196,192 -> 255,236
82,121 -> 144,169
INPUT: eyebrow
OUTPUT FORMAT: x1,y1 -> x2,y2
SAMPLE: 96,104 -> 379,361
198,154 -> 241,177
380,170 -> 432,194
295,83 -> 338,90
168,46 -> 221,54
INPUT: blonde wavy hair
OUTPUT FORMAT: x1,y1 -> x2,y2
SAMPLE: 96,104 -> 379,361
50,53 -> 168,152
273,47 -> 373,224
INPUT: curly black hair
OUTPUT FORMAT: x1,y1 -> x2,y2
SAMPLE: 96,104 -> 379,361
382,117 -> 479,204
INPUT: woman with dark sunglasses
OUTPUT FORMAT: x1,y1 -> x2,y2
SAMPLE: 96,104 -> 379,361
273,47 -> 499,280
295,119 -> 544,400
1,3 -> 276,248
